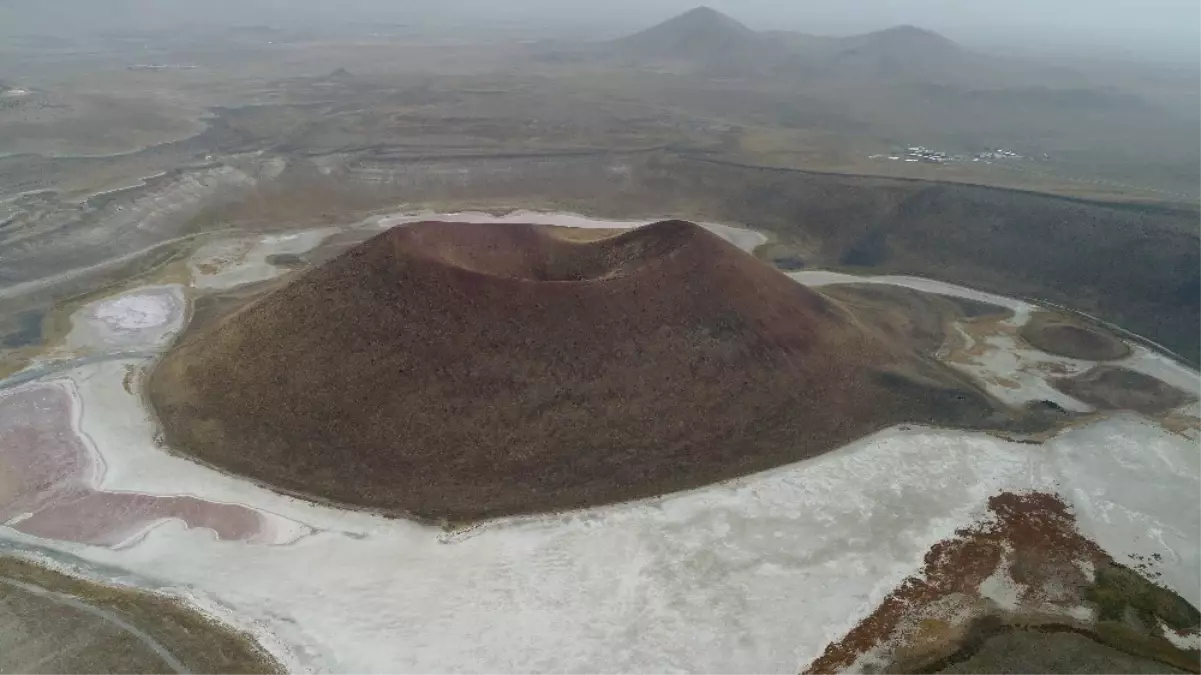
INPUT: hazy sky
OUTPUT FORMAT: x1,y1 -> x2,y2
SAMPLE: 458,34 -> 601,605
700,0 -> 1201,61
544,0 -> 1200,61
2,0 -> 1198,62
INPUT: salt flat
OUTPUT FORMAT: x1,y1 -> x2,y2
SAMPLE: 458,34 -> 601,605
9,354 -> 1194,672
0,213 -> 1196,673
63,285 -> 185,353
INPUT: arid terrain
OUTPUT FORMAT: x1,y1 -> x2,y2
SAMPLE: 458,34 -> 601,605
0,555 -> 280,674
0,3 -> 1198,673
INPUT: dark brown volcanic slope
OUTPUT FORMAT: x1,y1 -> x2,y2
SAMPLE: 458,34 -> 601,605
150,220 -> 1001,521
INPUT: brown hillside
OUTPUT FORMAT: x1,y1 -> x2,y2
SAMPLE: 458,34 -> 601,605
150,220 -> 1001,521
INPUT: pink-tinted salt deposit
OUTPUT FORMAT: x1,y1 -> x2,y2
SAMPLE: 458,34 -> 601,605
0,381 -> 301,547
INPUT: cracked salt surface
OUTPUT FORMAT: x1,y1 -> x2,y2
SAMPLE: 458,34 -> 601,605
10,355 -> 1196,673
64,285 -> 185,352
949,328 -> 1100,412
1,216 -> 1197,673
1044,414 -> 1201,603
15,376 -> 1036,673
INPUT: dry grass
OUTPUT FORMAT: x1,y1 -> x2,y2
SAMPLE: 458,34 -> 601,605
0,556 -> 281,674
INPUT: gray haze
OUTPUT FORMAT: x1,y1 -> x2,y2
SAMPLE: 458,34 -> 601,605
1,0 -> 1198,62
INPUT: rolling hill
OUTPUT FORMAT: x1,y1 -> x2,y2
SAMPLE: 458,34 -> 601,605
607,6 -> 787,74
605,6 -> 979,82
602,7 -> 1093,89
818,24 -> 977,82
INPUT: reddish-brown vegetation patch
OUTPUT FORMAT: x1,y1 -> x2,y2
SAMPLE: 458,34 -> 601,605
149,220 -> 1006,521
805,492 -> 1200,674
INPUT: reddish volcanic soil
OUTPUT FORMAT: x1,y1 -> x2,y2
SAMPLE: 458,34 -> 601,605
150,220 -> 1002,521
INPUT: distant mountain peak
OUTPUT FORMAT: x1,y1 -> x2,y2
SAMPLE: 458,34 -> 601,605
885,24 -> 936,35
608,9 -> 974,81
856,24 -> 960,51
677,6 -> 738,23
610,5 -> 765,67
823,24 -> 974,83
644,5 -> 755,36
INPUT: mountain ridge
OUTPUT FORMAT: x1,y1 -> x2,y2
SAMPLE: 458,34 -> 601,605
606,6 -> 973,80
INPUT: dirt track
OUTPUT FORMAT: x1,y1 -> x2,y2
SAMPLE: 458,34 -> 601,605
0,577 -> 187,674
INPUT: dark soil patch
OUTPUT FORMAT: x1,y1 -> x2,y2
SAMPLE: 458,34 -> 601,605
0,310 -> 44,348
264,253 -> 306,268
946,296 -> 1010,319
150,220 -> 1011,522
1056,366 -> 1195,415
772,256 -> 806,270
1020,312 -> 1132,361
1088,563 -> 1201,633
998,399 -> 1079,436
840,229 -> 889,267
926,621 -> 1192,674
1030,399 -> 1070,414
